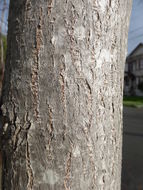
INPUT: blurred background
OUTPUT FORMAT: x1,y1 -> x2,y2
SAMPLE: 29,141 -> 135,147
0,0 -> 143,190
0,0 -> 9,188
0,0 -> 8,95
122,0 -> 143,189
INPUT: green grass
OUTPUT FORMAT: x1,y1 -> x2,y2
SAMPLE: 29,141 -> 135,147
123,96 -> 143,108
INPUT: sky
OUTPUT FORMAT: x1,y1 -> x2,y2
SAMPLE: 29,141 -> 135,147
0,0 -> 143,55
128,0 -> 143,54
0,0 -> 9,34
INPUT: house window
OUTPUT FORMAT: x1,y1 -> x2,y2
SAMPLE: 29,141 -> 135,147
140,77 -> 143,82
133,63 -> 136,71
125,63 -> 128,72
128,62 -> 133,72
140,59 -> 143,69
128,61 -> 137,72
136,77 -> 139,85
124,76 -> 129,86
136,61 -> 139,70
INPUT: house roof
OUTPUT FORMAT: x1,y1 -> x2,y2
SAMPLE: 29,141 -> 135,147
127,43 -> 143,60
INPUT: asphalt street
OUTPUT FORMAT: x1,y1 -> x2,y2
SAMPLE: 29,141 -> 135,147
122,107 -> 143,190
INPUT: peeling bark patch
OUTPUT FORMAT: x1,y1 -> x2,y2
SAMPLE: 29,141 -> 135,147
31,8 -> 43,120
26,141 -> 34,190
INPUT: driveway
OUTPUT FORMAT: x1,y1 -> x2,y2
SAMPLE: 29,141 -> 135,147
122,107 -> 143,190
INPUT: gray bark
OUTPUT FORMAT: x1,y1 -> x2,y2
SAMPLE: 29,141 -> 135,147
1,0 -> 132,189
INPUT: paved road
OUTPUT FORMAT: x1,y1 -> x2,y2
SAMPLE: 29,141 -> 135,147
122,107 -> 143,190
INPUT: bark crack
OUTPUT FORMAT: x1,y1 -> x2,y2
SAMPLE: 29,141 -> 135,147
26,140 -> 34,190
64,138 -> 73,190
47,0 -> 53,16
31,7 -> 43,120
25,120 -> 34,190
47,104 -> 54,139
83,127 -> 96,186
47,104 -> 54,159
64,151 -> 72,190
85,79 -> 93,129
59,60 -> 67,141
12,125 -> 21,149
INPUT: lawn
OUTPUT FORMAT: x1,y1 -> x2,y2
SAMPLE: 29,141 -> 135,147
123,96 -> 143,108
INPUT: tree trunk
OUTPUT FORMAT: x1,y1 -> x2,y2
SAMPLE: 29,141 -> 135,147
1,0 -> 132,189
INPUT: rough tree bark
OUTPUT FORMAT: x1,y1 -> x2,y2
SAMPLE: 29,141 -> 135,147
1,0 -> 132,189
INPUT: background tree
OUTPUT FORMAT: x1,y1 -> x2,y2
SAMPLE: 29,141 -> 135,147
0,35 -> 6,85
0,1 -> 8,189
1,0 -> 132,189
0,0 -> 7,93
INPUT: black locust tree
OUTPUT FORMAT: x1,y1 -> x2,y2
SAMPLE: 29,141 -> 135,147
1,0 -> 132,189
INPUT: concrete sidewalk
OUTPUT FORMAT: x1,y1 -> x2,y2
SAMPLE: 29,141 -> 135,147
123,107 -> 143,135
122,107 -> 143,190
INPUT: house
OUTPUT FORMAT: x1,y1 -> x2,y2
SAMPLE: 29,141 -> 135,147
124,43 -> 143,96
